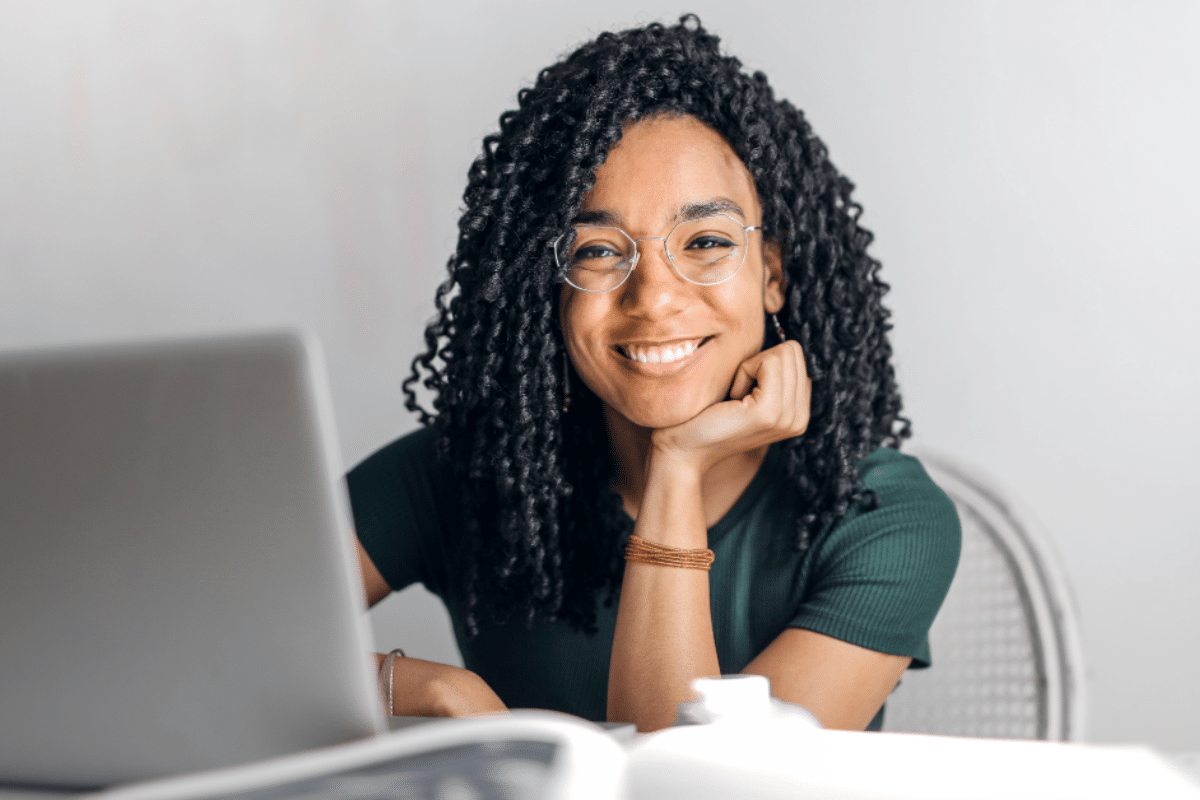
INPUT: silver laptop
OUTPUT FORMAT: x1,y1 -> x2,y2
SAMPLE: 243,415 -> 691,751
0,331 -> 386,792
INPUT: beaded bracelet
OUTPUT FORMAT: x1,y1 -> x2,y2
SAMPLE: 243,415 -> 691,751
625,534 -> 715,571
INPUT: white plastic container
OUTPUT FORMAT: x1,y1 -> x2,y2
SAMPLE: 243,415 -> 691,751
674,674 -> 822,727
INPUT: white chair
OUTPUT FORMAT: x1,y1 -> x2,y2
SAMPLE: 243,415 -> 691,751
883,446 -> 1088,741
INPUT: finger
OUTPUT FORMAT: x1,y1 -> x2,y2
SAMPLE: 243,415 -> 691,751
777,342 -> 798,428
729,351 -> 767,401
752,343 -> 799,434
745,349 -> 786,423
788,342 -> 812,435
728,362 -> 753,401
792,340 -> 810,380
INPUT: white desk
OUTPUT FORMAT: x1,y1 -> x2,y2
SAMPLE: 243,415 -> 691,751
1171,753 -> 1200,785
4,725 -> 1197,800
628,722 -> 1200,800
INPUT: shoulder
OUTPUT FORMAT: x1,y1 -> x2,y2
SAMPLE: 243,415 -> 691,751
346,425 -> 450,524
857,446 -> 935,490
346,426 -> 446,507
857,447 -> 957,517
814,446 -> 961,576
791,447 -> 962,666
345,427 -> 445,542
345,426 -> 457,593
349,425 -> 439,478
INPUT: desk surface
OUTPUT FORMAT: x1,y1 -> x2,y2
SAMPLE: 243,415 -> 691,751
1172,752 -> 1200,784
3,742 -> 1196,800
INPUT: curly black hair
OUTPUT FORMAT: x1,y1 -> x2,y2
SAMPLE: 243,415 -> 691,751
403,15 -> 909,636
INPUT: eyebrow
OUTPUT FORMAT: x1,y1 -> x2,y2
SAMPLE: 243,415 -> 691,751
573,208 -> 621,226
572,197 -> 748,227
677,198 -> 746,222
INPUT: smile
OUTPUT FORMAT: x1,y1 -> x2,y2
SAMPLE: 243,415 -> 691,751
616,337 -> 709,365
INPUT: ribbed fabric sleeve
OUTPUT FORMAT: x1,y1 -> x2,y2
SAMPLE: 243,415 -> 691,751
345,426 -> 456,600
788,448 -> 961,668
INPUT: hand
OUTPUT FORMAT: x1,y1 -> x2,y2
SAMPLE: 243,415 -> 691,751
651,341 -> 811,476
381,655 -> 508,717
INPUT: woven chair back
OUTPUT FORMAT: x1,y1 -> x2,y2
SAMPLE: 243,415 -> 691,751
883,447 -> 1087,741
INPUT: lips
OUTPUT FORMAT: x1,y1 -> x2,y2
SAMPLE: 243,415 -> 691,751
616,337 -> 709,364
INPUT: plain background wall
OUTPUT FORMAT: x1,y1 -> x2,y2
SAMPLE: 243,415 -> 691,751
1,1 -> 1196,750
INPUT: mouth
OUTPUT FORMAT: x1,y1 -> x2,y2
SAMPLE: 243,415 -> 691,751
615,336 -> 712,365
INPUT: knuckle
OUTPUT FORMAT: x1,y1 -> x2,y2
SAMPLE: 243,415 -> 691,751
756,396 -> 782,424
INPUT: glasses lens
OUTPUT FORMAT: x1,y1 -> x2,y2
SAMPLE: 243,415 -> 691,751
666,215 -> 748,285
557,226 -> 635,292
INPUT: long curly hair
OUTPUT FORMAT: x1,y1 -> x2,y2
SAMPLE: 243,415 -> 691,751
403,15 -> 909,636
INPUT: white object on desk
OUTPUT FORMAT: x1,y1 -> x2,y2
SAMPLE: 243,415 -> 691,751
80,711 -> 626,800
628,718 -> 1200,799
676,674 -> 822,728
1172,754 -> 1200,785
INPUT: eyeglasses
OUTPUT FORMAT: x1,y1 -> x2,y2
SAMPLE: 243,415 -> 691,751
554,214 -> 762,293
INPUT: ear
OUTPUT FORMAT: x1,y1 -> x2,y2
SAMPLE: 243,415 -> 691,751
762,238 -> 786,314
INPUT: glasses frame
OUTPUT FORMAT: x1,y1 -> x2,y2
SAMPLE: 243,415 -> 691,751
554,214 -> 762,293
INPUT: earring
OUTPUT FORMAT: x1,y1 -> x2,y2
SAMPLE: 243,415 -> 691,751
770,313 -> 787,342
561,351 -> 571,414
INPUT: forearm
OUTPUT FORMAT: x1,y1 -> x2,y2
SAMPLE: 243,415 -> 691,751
607,456 -> 721,731
374,652 -> 508,717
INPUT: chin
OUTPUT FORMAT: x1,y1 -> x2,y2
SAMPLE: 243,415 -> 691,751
619,398 -> 711,431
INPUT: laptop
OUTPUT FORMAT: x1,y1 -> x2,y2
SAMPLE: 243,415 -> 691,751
0,331 -> 386,792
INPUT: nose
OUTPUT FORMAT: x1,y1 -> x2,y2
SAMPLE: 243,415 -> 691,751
619,237 -> 690,320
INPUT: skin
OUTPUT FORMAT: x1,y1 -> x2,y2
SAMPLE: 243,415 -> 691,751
356,113 -> 909,728
360,552 -> 507,717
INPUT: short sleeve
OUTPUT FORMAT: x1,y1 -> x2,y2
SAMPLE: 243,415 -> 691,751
344,426 -> 453,598
790,449 -> 961,668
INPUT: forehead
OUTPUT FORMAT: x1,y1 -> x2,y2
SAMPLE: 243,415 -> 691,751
580,115 -> 760,226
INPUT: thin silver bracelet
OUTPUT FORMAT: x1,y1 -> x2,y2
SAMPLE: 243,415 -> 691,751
380,648 -> 406,715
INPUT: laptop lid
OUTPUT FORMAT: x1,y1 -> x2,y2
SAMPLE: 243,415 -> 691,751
0,331 -> 386,791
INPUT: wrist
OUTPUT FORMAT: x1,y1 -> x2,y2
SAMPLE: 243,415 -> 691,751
634,447 -> 707,550
378,648 -> 406,715
647,438 -> 706,486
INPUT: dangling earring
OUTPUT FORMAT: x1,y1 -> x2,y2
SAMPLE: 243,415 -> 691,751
561,351 -> 571,414
770,313 -> 787,342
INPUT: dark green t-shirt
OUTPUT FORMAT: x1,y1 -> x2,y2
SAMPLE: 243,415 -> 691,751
348,427 -> 960,729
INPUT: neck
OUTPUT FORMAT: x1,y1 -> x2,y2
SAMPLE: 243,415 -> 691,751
603,405 -> 769,528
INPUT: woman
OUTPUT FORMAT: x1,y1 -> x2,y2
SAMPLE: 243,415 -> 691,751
349,16 -> 959,733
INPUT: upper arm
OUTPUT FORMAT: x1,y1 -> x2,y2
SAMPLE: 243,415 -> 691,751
741,452 -> 960,729
357,538 -> 392,608
790,455 -> 961,670
345,427 -> 451,602
743,627 -> 909,730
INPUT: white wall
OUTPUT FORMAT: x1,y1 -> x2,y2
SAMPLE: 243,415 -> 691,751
2,1 -> 1196,751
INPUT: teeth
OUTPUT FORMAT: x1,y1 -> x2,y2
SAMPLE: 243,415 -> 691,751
621,339 -> 702,364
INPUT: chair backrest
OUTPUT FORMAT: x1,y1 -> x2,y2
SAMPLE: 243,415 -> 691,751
883,446 -> 1088,741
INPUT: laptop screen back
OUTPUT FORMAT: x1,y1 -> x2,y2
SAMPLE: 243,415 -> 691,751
0,331 -> 385,790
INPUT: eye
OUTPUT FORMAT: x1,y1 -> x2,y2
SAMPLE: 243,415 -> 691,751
573,243 -> 623,262
686,235 -> 737,251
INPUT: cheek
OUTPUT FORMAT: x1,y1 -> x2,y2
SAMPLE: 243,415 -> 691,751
560,291 -> 609,374
711,280 -> 766,338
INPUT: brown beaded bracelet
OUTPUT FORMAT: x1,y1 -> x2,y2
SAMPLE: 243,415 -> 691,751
625,534 -> 715,571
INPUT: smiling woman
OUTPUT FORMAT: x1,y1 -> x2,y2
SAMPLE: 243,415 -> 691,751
346,15 -> 960,733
